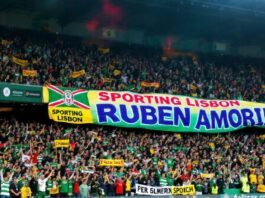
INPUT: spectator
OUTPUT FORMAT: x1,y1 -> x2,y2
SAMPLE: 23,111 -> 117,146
211,183 -> 219,195
29,177 -> 38,198
20,181 -> 32,198
115,178 -> 125,196
10,177 -> 20,198
0,169 -> 14,198
37,171 -> 53,198
80,177 -> 89,198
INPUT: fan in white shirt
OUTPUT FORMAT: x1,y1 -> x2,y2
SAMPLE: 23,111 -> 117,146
37,170 -> 53,193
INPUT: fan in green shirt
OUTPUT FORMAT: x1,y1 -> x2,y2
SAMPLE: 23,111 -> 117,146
46,179 -> 53,194
67,164 -> 74,172
127,147 -> 135,154
141,169 -> 147,176
59,172 -> 75,195
152,157 -> 158,165
116,171 -> 124,178
18,177 -> 26,190
49,162 -> 58,169
159,174 -> 168,187
195,181 -> 204,193
37,156 -> 43,164
191,168 -> 197,175
60,178 -> 69,194
165,158 -> 174,168
68,180 -> 73,196
167,175 -> 174,186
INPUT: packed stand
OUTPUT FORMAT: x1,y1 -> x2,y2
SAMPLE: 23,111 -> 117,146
0,119 -> 264,197
0,28 -> 264,102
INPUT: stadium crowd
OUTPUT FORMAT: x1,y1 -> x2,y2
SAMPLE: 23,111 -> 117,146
0,29 -> 264,102
0,29 -> 264,197
0,120 -> 264,197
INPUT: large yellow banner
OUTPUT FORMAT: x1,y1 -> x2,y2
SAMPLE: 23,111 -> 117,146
12,56 -> 28,67
46,85 -> 265,133
99,159 -> 124,167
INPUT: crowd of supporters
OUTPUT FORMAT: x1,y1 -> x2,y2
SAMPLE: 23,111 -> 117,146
0,28 -> 264,197
0,28 -> 264,102
0,120 -> 264,197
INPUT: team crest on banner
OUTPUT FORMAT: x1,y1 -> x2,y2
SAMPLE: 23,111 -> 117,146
64,90 -> 73,106
47,84 -> 93,124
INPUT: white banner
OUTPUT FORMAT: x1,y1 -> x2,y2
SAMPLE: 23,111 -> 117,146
136,184 -> 195,196
136,184 -> 171,196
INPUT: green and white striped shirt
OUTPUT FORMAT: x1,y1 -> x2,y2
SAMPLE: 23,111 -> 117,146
159,177 -> 168,187
1,180 -> 11,196
37,156 -> 43,163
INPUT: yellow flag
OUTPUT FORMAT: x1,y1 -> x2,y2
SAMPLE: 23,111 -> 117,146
192,160 -> 199,165
150,148 -> 155,155
12,56 -> 28,67
209,142 -> 215,150
103,78 -> 113,83
190,84 -> 197,90
141,81 -> 160,88
70,69 -> 85,78
54,139 -> 70,148
113,69 -> 121,76
22,70 -> 37,77
98,48 -> 110,54
99,159 -> 124,167
161,56 -> 168,61
32,59 -> 39,64
257,184 -> 265,193
238,155 -> 245,164
200,173 -> 214,179
2,40 -> 13,45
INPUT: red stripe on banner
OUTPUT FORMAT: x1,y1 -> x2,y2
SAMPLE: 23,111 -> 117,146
49,99 -> 64,107
47,84 -> 64,95
73,101 -> 90,109
72,90 -> 87,96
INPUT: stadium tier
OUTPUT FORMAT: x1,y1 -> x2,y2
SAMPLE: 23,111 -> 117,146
0,1 -> 265,197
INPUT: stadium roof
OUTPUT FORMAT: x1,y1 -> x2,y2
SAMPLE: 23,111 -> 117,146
2,0 -> 265,42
